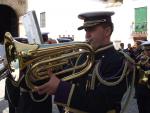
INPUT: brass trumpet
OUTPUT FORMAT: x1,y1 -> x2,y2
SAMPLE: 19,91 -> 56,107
4,32 -> 95,90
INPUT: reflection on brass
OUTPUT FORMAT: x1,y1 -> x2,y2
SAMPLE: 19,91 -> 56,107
4,32 -> 95,90
138,69 -> 149,85
138,55 -> 150,86
139,69 -> 150,85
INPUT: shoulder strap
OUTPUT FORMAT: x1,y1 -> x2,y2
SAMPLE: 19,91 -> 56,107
119,51 -> 135,64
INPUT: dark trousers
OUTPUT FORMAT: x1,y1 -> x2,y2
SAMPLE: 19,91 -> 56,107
5,78 -> 20,113
18,91 -> 52,113
135,85 -> 150,113
57,105 -> 65,113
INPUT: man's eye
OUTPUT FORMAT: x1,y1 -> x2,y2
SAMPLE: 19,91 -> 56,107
85,27 -> 96,32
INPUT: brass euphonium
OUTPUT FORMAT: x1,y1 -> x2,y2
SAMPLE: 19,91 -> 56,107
4,32 -> 95,90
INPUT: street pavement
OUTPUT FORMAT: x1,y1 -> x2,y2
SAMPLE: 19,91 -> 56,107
0,79 -> 9,113
0,79 -> 139,113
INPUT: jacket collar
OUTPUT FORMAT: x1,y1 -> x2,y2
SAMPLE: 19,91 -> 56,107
95,42 -> 114,54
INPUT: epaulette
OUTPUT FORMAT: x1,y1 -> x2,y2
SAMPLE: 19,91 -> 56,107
92,51 -> 136,87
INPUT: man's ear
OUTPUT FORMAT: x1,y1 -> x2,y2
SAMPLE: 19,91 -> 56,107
104,26 -> 112,37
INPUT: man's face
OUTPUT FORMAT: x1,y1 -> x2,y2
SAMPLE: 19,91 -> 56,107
85,25 -> 108,50
144,50 -> 150,57
128,44 -> 131,48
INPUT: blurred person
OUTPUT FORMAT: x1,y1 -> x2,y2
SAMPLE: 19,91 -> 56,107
48,38 -> 57,44
42,32 -> 49,44
118,43 -> 125,51
124,43 -> 135,59
133,40 -> 146,61
42,32 -> 57,44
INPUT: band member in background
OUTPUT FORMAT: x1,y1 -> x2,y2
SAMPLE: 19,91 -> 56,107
34,11 -> 135,113
133,40 -> 145,62
135,41 -> 150,113
42,32 -> 49,44
42,32 -> 57,44
118,42 -> 125,51
124,43 -> 135,59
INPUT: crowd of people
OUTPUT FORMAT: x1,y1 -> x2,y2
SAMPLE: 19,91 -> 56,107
0,10 -> 150,113
118,40 -> 150,113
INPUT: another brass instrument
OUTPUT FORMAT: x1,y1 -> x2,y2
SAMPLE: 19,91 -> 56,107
138,69 -> 150,85
4,32 -> 95,90
137,55 -> 150,85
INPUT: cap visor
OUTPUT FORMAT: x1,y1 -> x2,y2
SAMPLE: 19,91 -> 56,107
78,23 -> 101,30
78,26 -> 84,30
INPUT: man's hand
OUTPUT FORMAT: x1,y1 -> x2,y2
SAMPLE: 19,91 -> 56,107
35,70 -> 60,95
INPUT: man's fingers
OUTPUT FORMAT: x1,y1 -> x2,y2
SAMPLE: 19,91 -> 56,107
35,82 -> 50,94
48,68 -> 54,77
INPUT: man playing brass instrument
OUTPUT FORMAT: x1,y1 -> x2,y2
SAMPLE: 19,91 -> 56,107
135,41 -> 150,113
35,11 -> 135,113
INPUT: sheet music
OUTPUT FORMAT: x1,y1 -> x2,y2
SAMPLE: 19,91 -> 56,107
22,10 -> 44,44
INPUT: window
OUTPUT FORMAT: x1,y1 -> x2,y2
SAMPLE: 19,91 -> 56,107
40,12 -> 46,27
135,7 -> 147,32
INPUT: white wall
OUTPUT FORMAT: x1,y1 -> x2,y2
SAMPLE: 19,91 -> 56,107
27,0 -> 106,41
26,0 -> 148,47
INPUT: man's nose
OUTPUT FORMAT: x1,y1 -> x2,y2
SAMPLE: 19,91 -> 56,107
85,32 -> 91,39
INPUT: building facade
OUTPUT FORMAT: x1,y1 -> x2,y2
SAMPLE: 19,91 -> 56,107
1,0 -> 148,48
0,0 -> 27,41
25,0 -> 149,48
105,0 -> 149,47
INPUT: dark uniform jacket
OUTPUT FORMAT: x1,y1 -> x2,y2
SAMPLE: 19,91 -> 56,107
54,43 -> 135,113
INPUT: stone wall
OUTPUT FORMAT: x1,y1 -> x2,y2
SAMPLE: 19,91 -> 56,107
0,0 -> 27,16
